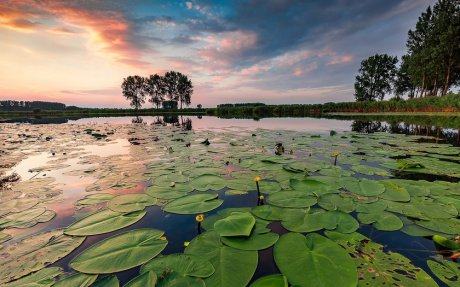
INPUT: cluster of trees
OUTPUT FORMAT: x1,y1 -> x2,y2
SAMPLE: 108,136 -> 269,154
121,71 -> 193,110
0,100 -> 66,111
355,0 -> 459,101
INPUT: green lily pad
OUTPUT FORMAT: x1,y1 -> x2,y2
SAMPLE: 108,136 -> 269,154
164,193 -> 223,214
267,191 -> 317,208
191,174 -> 226,191
0,230 -> 84,284
326,231 -> 439,286
221,231 -> 279,251
70,229 -> 167,273
258,181 -> 282,194
76,193 -> 115,206
432,235 -> 459,250
379,180 -> 411,202
214,212 -> 256,237
0,207 -> 46,229
357,211 -> 403,231
141,254 -> 214,278
4,267 -> 62,287
54,273 -> 98,287
251,205 -> 285,221
93,276 -> 119,287
185,231 -> 258,287
427,259 -> 460,287
249,274 -> 288,287
290,178 -> 336,196
108,193 -> 157,213
318,193 -> 355,213
341,178 -> 385,197
124,271 -> 157,287
156,271 -> 205,287
415,218 -> 460,235
64,209 -> 146,236
146,186 -> 189,200
274,232 -> 358,287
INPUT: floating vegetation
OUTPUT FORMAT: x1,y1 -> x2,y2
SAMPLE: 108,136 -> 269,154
0,122 -> 459,286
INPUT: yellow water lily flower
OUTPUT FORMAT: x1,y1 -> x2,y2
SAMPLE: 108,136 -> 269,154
332,151 -> 341,157
160,236 -> 167,241
259,195 -> 265,200
254,176 -> 261,182
184,241 -> 190,247
196,214 -> 204,222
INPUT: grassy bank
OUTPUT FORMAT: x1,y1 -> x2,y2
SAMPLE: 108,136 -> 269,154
208,93 -> 460,118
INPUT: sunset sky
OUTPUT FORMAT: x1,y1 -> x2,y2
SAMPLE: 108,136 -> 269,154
0,0 -> 436,108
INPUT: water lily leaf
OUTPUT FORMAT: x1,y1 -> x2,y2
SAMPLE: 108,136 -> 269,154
355,201 -> 387,213
221,231 -> 279,251
92,276 -> 119,287
274,232 -> 357,287
4,267 -> 62,287
251,205 -> 285,221
141,254 -> 214,278
124,271 -> 157,287
325,231 -> 438,287
70,229 -> 167,273
323,210 -> 360,233
290,178 -> 336,196
415,218 -> 460,235
281,208 -> 328,232
432,235 -> 459,250
108,193 -> 157,213
156,271 -> 205,287
54,273 -> 98,287
357,211 -> 403,231
379,180 -> 411,202
351,165 -> 389,176
427,259 -> 460,287
164,193 -> 223,214
185,231 -> 258,287
214,212 -> 256,237
249,274 -> 288,287
258,181 -> 282,194
0,231 -> 12,244
76,193 -> 115,206
225,189 -> 248,196
0,230 -> 84,284
267,191 -> 317,208
341,177 -> 385,197
191,174 -> 226,191
146,186 -> 188,200
0,198 -> 39,213
318,193 -> 355,213
0,207 -> 46,228
64,209 -> 146,236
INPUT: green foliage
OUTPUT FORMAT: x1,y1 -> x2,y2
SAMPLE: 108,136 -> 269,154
354,54 -> 398,101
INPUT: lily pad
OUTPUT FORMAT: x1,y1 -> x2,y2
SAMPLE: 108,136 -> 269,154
124,271 -> 157,287
4,267 -> 62,287
214,212 -> 256,237
54,273 -> 98,287
221,231 -> 279,251
185,231 -> 258,287
141,254 -> 214,278
191,174 -> 226,191
76,193 -> 115,206
93,276 -> 119,287
108,193 -> 157,213
427,259 -> 460,287
274,232 -> 358,287
251,205 -> 285,221
70,229 -> 167,273
357,211 -> 403,231
156,271 -> 205,287
341,178 -> 385,197
0,230 -> 85,284
267,191 -> 317,208
64,209 -> 146,236
164,193 -> 223,214
249,274 -> 288,287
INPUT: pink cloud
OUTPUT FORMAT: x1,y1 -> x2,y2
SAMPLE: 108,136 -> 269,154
327,55 -> 353,65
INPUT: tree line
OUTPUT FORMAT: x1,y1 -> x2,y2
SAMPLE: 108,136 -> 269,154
0,100 -> 66,111
121,71 -> 193,110
355,0 -> 459,101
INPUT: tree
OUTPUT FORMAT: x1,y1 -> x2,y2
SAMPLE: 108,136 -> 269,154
354,54 -> 398,101
177,73 -> 193,109
163,71 -> 180,101
121,75 -> 146,110
197,104 -> 202,109
394,55 -> 416,98
145,74 -> 165,109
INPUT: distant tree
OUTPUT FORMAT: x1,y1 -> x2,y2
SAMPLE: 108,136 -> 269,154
177,73 -> 193,109
394,55 -> 416,98
163,71 -> 180,101
121,75 -> 146,110
197,104 -> 202,109
354,54 -> 398,101
145,74 -> 165,109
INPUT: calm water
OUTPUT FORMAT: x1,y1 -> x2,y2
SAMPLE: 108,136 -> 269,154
2,115 -> 459,286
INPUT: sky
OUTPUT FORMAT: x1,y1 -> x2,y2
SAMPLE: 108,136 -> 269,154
0,0 -> 437,108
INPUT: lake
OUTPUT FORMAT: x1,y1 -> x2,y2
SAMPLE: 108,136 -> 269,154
0,115 -> 459,286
